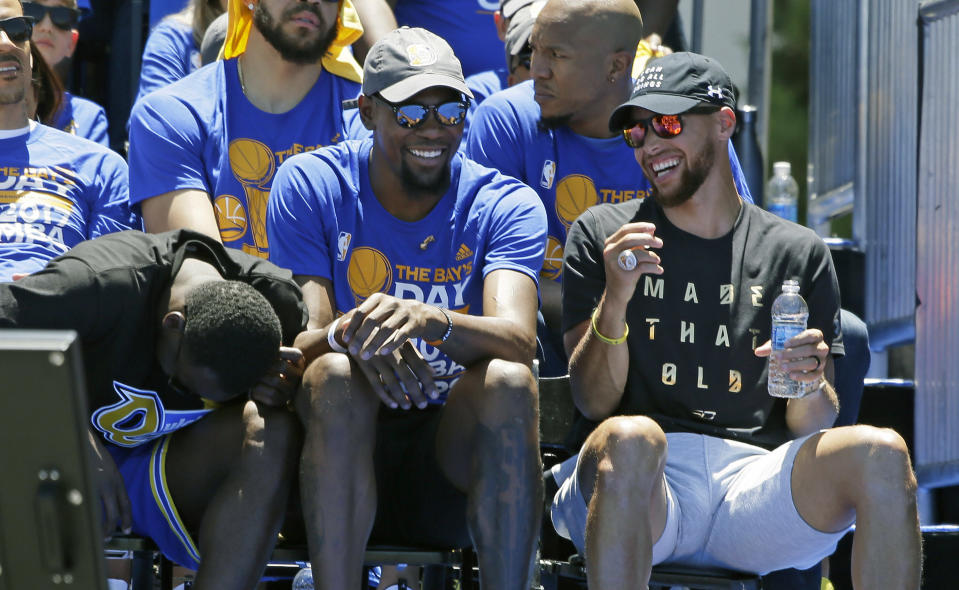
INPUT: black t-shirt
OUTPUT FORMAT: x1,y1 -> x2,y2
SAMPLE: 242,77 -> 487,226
563,199 -> 843,449
0,230 -> 308,448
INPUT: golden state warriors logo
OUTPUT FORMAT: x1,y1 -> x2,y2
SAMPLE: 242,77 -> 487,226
214,195 -> 248,241
540,236 -> 565,281
347,247 -> 394,305
555,174 -> 598,229
226,139 -> 277,257
407,44 -> 437,66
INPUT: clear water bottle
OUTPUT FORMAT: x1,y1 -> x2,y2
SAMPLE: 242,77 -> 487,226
292,566 -> 313,590
766,161 -> 799,223
768,280 -> 814,398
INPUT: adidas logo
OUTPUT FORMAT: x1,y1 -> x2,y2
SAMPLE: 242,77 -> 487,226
455,244 -> 473,261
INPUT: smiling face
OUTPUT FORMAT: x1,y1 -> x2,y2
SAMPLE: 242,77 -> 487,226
0,0 -> 31,109
628,106 -> 719,209
252,0 -> 339,64
363,86 -> 464,200
28,0 -> 76,68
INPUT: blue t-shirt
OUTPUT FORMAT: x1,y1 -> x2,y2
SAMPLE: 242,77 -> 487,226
134,18 -> 199,105
393,0 -> 503,77
52,91 -> 110,147
128,58 -> 370,259
0,124 -> 139,281
464,67 -> 508,137
266,138 -> 547,400
465,80 -> 754,283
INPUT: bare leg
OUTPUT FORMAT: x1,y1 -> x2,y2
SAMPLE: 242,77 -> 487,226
791,425 -> 921,590
577,416 -> 668,590
436,359 -> 542,590
165,400 -> 301,590
298,352 -> 379,589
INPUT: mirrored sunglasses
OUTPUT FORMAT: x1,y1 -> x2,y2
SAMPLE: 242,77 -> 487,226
378,96 -> 470,129
22,2 -> 78,31
0,16 -> 34,43
622,107 -> 719,148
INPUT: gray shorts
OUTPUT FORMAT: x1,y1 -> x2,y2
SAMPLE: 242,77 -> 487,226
549,431 -> 851,574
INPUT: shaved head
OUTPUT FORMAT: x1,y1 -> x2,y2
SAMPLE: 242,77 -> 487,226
537,0 -> 643,56
530,0 -> 644,136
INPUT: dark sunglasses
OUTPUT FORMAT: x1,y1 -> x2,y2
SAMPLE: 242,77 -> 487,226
0,16 -> 34,43
376,95 -> 470,129
510,54 -> 531,74
22,2 -> 78,31
621,107 -> 719,148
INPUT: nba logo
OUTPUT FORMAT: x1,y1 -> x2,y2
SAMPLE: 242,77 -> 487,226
337,232 -> 352,261
541,160 -> 556,189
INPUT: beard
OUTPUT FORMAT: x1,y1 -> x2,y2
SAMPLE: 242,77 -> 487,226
399,159 -> 452,197
253,2 -> 338,65
650,139 -> 716,209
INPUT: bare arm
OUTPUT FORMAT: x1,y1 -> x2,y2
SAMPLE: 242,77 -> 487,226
141,189 -> 221,239
755,329 -> 839,436
350,0 -> 399,65
565,222 -> 663,421
290,275 -> 338,365
341,268 -> 540,367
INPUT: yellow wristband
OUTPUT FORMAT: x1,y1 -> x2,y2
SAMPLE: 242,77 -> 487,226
590,308 -> 629,345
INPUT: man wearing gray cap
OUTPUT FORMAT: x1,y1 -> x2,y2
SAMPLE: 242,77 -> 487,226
549,51 -> 921,589
267,27 -> 548,590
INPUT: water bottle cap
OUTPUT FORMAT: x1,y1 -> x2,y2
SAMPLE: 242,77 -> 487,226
782,279 -> 800,292
773,161 -> 791,176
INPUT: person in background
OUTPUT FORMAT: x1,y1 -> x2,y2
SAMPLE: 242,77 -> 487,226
0,2 -> 138,282
22,0 -> 109,145
128,0 -> 368,259
465,0 -> 540,112
133,0 -> 228,105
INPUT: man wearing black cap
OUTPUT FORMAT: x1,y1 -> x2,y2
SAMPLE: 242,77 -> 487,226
266,27 -> 548,590
549,52 -> 921,588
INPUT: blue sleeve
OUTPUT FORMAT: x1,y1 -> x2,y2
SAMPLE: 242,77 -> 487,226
483,179 -> 547,284
86,104 -> 110,147
86,152 -> 142,237
135,21 -> 196,104
266,154 -> 337,279
344,108 -> 372,141
728,140 -> 754,204
464,95 -> 528,182
127,91 -> 210,205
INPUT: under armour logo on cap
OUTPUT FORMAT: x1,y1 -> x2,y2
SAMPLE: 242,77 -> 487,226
707,85 -> 725,100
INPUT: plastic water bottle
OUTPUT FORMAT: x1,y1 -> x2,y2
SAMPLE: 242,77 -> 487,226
292,566 -> 313,590
768,280 -> 814,398
766,161 -> 799,222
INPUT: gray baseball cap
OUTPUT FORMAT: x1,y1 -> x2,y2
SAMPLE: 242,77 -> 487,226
362,27 -> 473,102
505,2 -> 543,58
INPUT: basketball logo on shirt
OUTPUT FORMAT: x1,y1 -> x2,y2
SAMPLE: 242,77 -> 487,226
555,174 -> 598,229
540,236 -> 564,280
407,44 -> 437,67
540,160 -> 556,189
228,138 -> 276,257
347,247 -> 394,305
214,195 -> 248,241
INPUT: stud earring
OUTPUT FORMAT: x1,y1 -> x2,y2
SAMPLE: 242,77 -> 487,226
248,3 -> 254,10
608,75 -> 616,83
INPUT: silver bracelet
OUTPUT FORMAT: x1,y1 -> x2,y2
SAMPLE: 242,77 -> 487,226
326,317 -> 347,353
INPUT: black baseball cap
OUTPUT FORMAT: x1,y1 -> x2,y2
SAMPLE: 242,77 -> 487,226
608,52 -> 736,131
362,27 -> 473,103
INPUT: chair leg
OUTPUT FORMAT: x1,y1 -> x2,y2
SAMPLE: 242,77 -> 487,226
129,550 -> 154,590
